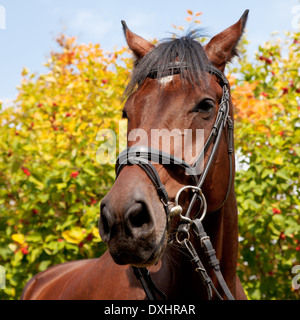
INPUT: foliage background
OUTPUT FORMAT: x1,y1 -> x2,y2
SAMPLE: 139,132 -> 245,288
0,11 -> 299,299
232,29 -> 300,299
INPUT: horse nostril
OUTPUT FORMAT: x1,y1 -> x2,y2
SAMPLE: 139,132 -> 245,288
99,205 -> 115,242
101,211 -> 110,235
126,202 -> 154,236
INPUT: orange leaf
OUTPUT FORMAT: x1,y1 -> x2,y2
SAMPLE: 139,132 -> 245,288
187,9 -> 193,15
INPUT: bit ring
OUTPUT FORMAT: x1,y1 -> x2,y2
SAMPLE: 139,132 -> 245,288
174,185 -> 207,222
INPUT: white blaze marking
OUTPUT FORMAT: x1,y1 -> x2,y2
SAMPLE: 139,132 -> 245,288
158,75 -> 174,85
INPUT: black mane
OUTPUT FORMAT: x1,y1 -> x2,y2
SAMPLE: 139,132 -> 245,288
125,30 -> 211,96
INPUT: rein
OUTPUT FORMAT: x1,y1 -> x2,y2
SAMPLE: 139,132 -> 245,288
115,64 -> 235,300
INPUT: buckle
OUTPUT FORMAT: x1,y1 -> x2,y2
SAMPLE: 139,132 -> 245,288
200,235 -> 210,247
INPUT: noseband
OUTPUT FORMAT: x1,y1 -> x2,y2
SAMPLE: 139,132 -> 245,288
115,63 -> 235,300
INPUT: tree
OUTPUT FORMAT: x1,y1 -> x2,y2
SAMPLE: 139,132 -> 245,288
0,35 -> 130,299
231,31 -> 300,299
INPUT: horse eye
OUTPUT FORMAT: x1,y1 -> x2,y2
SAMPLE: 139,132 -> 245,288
192,100 -> 215,113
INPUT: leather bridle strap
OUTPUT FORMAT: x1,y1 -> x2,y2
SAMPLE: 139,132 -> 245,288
132,266 -> 167,300
192,219 -> 235,300
116,147 -> 198,217
184,85 -> 233,219
148,61 -> 229,87
117,155 -> 169,204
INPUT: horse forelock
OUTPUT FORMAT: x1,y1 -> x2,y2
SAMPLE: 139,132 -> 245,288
124,29 -> 212,97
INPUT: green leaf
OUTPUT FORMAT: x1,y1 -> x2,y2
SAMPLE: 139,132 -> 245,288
83,165 -> 97,177
56,215 -> 79,231
261,168 -> 272,179
28,175 -> 44,189
11,159 -> 21,173
38,260 -> 52,271
26,232 -> 42,243
28,248 -> 43,263
37,194 -> 49,203
276,169 -> 290,181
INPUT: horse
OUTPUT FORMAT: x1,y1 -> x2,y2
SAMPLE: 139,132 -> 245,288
21,10 -> 249,300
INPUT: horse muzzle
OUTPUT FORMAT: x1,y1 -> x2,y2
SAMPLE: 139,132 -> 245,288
99,173 -> 168,266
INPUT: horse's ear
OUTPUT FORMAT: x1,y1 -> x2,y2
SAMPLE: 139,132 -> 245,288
121,20 -> 155,59
204,10 -> 249,72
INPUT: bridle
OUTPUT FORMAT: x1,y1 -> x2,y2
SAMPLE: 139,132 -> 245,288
115,63 -> 235,300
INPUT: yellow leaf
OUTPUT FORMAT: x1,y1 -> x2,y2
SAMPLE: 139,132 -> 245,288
21,67 -> 29,77
44,76 -> 56,83
12,233 -> 25,245
62,227 -> 86,244
274,157 -> 283,165
92,227 -> 100,240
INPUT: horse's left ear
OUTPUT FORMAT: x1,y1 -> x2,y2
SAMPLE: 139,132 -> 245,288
121,20 -> 155,59
204,10 -> 249,72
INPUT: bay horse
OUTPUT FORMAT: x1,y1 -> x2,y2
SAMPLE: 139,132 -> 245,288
21,10 -> 249,300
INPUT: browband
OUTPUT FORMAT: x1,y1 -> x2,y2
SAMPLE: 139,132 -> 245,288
147,62 -> 228,87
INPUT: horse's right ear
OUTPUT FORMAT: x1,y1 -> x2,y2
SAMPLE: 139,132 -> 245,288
121,21 -> 155,59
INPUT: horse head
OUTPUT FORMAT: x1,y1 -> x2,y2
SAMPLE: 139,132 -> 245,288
99,11 -> 249,268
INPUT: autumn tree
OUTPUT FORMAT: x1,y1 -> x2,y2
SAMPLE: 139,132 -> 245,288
0,35 -> 130,299
231,30 -> 300,299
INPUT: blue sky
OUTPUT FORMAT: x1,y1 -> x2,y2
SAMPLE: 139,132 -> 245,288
0,0 -> 299,104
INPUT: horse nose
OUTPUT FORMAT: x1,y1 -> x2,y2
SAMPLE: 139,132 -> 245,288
99,199 -> 155,242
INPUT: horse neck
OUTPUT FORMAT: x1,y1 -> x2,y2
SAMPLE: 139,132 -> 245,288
160,187 -> 239,299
